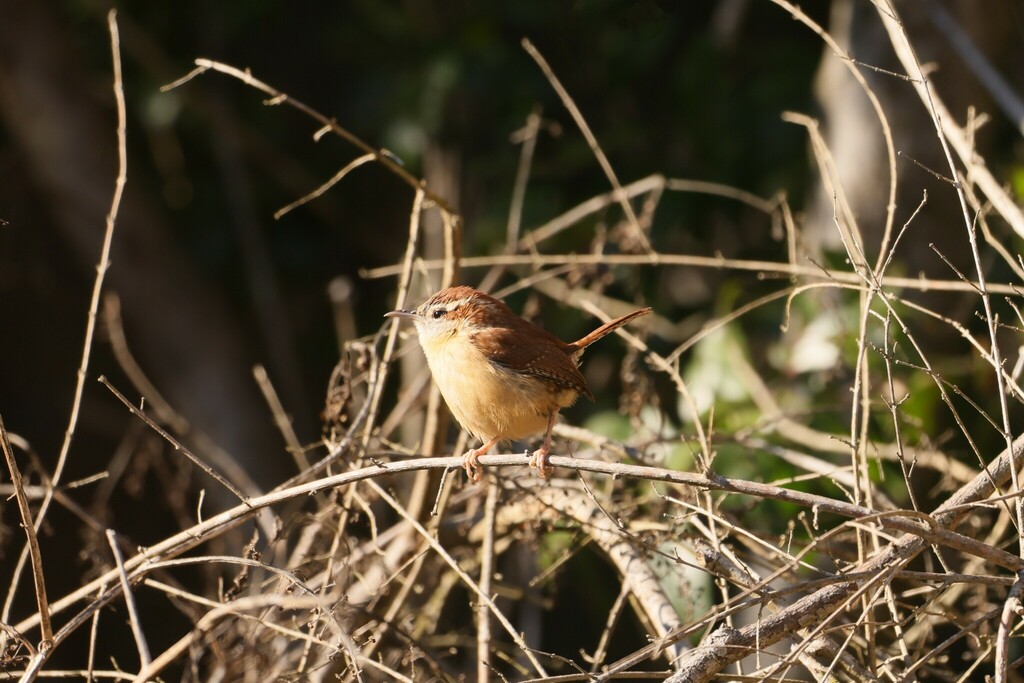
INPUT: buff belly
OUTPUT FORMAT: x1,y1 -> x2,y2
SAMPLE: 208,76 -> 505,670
421,333 -> 577,442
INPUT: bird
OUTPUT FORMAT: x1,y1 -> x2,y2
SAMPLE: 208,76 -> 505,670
385,286 -> 651,481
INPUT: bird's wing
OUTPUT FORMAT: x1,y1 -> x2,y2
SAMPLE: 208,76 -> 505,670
470,325 -> 593,400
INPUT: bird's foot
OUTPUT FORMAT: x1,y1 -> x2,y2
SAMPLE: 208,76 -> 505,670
529,445 -> 552,479
461,448 -> 485,482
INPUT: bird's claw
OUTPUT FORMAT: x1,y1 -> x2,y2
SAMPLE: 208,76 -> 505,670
529,447 -> 552,479
462,449 -> 484,482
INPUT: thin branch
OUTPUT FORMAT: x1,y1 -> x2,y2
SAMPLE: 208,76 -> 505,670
164,59 -> 457,217
98,376 -> 250,504
361,251 -> 1024,296
875,3 -> 1024,580
15,435 -> 1024,640
274,152 -> 375,219
3,6 -> 128,628
521,38 -> 652,253
366,478 -> 550,677
875,2 -> 1024,238
923,0 -> 1024,137
0,414 -> 51,643
106,530 -> 150,668
70,6 -> 127,500
252,364 -> 307,470
996,570 -> 1024,683
477,481 -> 499,683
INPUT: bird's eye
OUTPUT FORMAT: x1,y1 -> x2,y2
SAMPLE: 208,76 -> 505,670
432,308 -> 446,319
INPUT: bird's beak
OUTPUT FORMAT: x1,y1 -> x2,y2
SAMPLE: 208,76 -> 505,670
384,309 -> 420,321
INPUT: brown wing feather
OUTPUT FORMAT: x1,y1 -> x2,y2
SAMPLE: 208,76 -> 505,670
470,324 -> 593,400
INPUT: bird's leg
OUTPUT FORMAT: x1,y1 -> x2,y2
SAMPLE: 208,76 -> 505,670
529,412 -> 559,479
462,436 -> 500,482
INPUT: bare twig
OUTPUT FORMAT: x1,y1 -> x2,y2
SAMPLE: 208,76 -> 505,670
0,414 -> 51,644
253,364 -> 307,470
106,530 -> 150,669
876,4 -> 1024,588
3,8 -> 128,626
477,481 -> 500,682
874,2 -> 1024,238
16,437 -> 1024,644
164,60 -> 456,217
361,251 -> 1024,296
521,38 -> 652,253
996,570 -> 1024,683
98,376 -> 250,504
366,478 -> 550,677
274,152 -> 375,219
101,295 -> 265,498
923,0 -> 1024,137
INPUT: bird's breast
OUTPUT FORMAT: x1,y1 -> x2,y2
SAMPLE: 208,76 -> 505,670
419,332 -> 576,442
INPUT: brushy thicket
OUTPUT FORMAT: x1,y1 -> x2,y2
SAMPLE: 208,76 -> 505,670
5,3 -> 1024,682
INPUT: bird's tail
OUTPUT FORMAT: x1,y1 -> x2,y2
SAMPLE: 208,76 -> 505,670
568,307 -> 652,354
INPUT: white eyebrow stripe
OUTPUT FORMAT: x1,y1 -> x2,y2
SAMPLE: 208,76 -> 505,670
431,296 -> 475,310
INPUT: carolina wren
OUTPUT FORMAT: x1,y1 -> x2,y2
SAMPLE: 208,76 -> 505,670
385,286 -> 651,481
